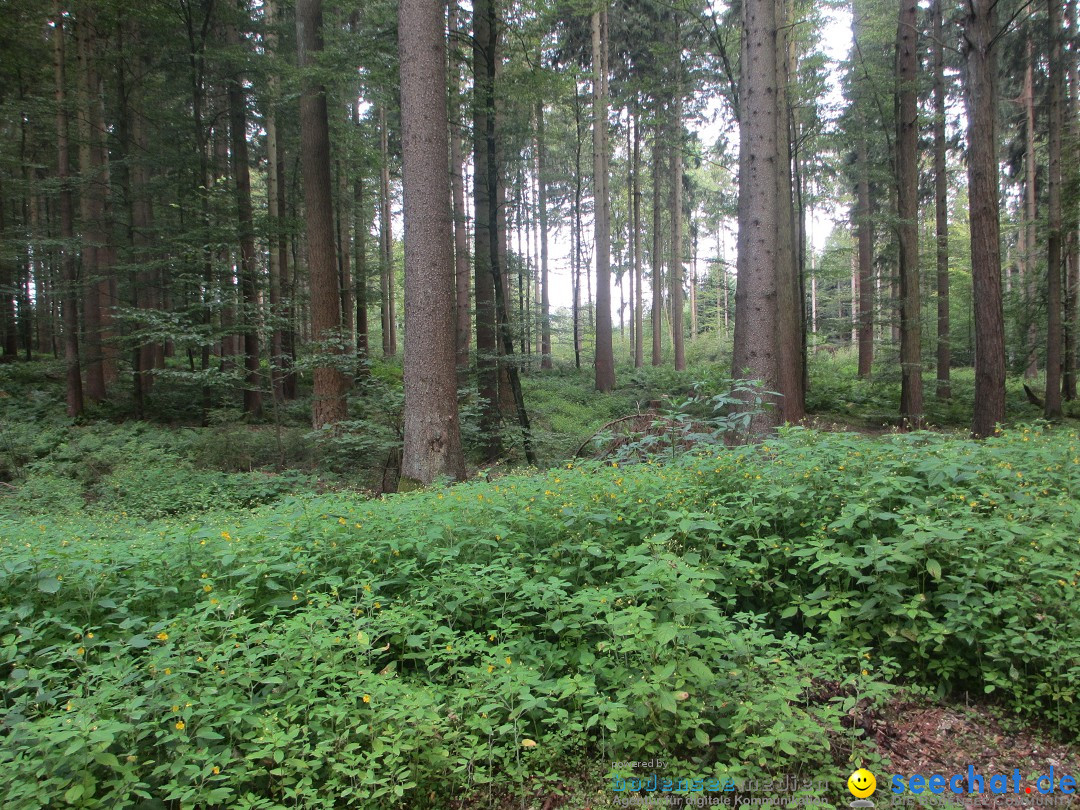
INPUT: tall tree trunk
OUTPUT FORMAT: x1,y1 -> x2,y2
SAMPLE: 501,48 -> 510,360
592,9 -> 615,391
632,99 -> 644,368
896,0 -> 922,427
1024,40 -> 1039,380
856,140 -> 874,378
773,0 -> 802,422
265,0 -> 287,403
378,105 -> 395,358
227,18 -> 262,418
963,0 -> 1006,438
1063,0 -> 1079,400
1045,0 -> 1064,418
651,115 -> 663,366
573,87 -> 583,370
670,85 -> 686,371
473,0 -> 501,459
733,0 -> 786,434
297,0 -> 349,428
337,163 -> 354,354
0,180 -> 15,362
76,3 -> 114,401
354,158 -> 369,368
53,1 -> 83,414
398,0 -> 466,485
449,0 -> 471,378
537,101 -> 552,370
477,0 -> 534,464
933,0 -> 950,400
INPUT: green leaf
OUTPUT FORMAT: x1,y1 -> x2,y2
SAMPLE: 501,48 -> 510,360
926,559 -> 942,580
37,576 -> 62,594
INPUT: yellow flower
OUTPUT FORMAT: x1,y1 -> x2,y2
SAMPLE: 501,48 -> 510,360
862,669 -> 869,676
172,705 -> 180,712
164,668 -> 172,675
487,665 -> 495,673
212,766 -> 221,775
201,572 -> 208,579
521,739 -> 537,748
362,694 -> 371,704
291,593 -> 299,601
488,634 -> 495,641
175,720 -> 185,730
86,632 -> 93,639
221,531 -> 230,540
156,632 -> 168,641
505,656 -> 512,666
77,647 -> 85,655
203,584 -> 212,593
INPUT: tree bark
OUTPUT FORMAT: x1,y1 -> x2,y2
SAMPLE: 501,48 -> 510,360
632,99 -> 644,368
448,0 -> 471,379
933,0 -> 950,400
592,9 -> 615,391
963,0 -> 1007,438
297,0 -> 349,428
53,2 -> 83,415
1063,0 -> 1079,400
1024,40 -> 1039,380
398,0 -> 466,485
226,17 -> 262,418
670,83 -> 686,371
537,101 -> 552,369
1045,0 -> 1064,418
651,115 -> 663,366
473,0 -> 501,459
896,0 -> 922,427
379,104 -> 395,358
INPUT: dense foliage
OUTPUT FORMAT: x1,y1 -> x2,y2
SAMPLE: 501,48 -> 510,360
3,410 -> 1077,807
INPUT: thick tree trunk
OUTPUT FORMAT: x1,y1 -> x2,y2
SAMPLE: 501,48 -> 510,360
1064,0 -> 1079,400
963,0 -> 1007,438
896,0 -> 922,427
297,0 -> 349,428
933,0 -> 950,400
592,9 -> 615,391
337,163 -> 354,354
353,160 -> 369,367
398,0 -> 466,485
53,3 -> 83,415
1045,0 -> 1064,418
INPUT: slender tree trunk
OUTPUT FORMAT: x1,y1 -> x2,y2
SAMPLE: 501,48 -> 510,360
573,87 -> 583,370
896,0 -> 922,427
449,0 -> 471,379
856,140 -> 874,378
53,2 -> 83,414
933,0 -> 951,400
963,0 -> 1007,437
773,0 -> 803,422
398,0 -> 466,485
473,0 -> 501,459
632,100 -> 644,368
297,0 -> 349,428
1024,40 -> 1039,380
536,101 -> 551,369
651,115 -> 663,366
379,105 -> 395,358
592,9 -> 615,391
265,0 -> 287,402
337,163 -> 355,353
670,86 -> 686,371
1045,0 -> 1064,418
477,0 -> 534,464
353,155 -> 369,367
227,18 -> 262,418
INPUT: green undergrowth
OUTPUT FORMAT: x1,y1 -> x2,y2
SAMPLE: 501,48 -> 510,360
2,425 -> 1078,808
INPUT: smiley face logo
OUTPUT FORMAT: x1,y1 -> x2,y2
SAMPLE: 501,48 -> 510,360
848,769 -> 876,799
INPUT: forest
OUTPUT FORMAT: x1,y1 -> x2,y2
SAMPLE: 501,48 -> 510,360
1,0 -> 1079,807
